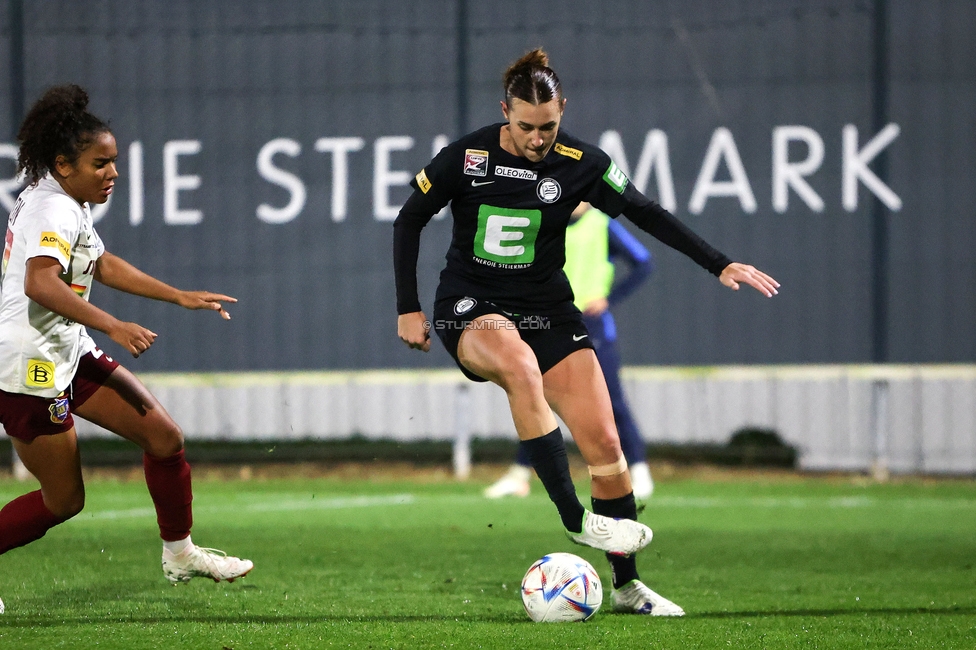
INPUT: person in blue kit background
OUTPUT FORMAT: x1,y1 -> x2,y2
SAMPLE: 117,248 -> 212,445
485,200 -> 656,500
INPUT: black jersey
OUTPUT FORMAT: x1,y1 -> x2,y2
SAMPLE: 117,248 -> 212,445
394,123 -> 731,315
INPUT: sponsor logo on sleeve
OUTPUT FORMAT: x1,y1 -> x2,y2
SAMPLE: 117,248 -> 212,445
416,168 -> 432,194
554,143 -> 583,161
39,232 -> 70,258
26,359 -> 56,389
603,161 -> 629,194
48,392 -> 69,424
494,166 -> 538,181
463,149 -> 489,177
536,178 -> 562,204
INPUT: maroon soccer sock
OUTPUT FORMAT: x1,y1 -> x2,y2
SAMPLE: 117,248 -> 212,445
0,490 -> 65,555
143,449 -> 194,542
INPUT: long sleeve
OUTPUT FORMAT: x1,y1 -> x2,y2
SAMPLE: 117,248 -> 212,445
393,191 -> 438,314
620,196 -> 731,277
585,151 -> 732,277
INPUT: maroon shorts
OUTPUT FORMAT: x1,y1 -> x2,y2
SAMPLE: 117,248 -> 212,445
0,349 -> 120,442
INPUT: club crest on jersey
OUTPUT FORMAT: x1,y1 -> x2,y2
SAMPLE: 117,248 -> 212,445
454,297 -> 477,315
49,392 -> 69,425
536,178 -> 561,204
463,149 -> 489,177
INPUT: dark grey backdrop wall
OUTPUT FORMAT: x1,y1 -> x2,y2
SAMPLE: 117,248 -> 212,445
1,1 -> 973,371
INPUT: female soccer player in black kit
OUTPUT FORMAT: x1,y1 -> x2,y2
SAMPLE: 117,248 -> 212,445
394,49 -> 778,616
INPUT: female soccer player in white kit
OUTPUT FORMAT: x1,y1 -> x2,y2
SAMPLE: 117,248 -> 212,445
0,85 -> 253,605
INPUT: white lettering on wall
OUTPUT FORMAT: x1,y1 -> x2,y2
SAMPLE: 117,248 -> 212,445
599,130 -> 677,212
129,141 -> 144,226
0,125 -> 903,223
689,127 -> 757,214
314,137 -> 365,222
373,136 -> 414,221
0,143 -> 21,213
163,139 -> 203,225
843,123 -> 902,212
431,134 -> 450,220
256,138 -> 306,224
90,193 -> 111,222
772,126 -> 825,213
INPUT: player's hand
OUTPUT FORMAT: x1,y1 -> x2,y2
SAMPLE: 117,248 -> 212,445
398,311 -> 431,352
582,298 -> 609,317
176,291 -> 237,320
108,320 -> 158,358
719,263 -> 780,298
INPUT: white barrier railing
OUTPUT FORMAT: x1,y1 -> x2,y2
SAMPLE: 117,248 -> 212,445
6,365 -> 975,476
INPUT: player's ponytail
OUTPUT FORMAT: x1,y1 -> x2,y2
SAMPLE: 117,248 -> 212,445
503,48 -> 562,105
16,84 -> 110,184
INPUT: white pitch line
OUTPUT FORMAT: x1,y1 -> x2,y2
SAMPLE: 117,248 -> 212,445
242,494 -> 415,512
647,496 -> 976,509
33,492 -> 976,523
78,493 -> 415,521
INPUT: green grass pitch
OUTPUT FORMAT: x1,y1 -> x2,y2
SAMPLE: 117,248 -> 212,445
0,470 -> 974,649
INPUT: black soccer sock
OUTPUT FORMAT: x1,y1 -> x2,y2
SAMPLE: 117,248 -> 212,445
519,428 -> 585,533
592,493 -> 640,589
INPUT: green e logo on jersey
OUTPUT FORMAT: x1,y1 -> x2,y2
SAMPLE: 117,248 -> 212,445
474,205 -> 542,265
603,161 -> 629,194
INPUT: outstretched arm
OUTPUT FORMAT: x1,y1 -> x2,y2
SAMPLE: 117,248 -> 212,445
621,203 -> 779,298
95,251 -> 236,319
588,155 -> 779,298
25,256 -> 157,357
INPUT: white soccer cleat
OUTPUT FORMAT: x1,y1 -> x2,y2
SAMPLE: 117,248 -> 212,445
162,544 -> 254,584
612,580 -> 685,616
630,461 -> 654,500
0,596 -> 4,614
484,464 -> 531,499
567,510 -> 652,556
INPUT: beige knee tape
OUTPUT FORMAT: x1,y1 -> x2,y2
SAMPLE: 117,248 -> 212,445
588,456 -> 628,478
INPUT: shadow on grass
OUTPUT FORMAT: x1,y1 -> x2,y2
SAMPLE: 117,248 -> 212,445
2,606 -> 974,628
0,613 -> 523,627
692,605 -> 976,619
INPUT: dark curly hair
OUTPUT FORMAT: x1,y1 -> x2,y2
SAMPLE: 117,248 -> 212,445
503,48 -> 562,105
16,84 -> 111,185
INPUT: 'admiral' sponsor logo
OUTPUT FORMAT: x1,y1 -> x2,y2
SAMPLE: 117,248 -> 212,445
554,143 -> 583,160
39,232 -> 70,258
536,178 -> 562,204
463,149 -> 489,177
415,168 -> 432,194
494,166 -> 538,181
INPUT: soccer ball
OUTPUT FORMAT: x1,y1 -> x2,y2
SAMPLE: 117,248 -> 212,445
520,552 -> 602,622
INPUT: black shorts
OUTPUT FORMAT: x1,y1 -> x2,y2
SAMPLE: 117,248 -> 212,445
431,296 -> 595,382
